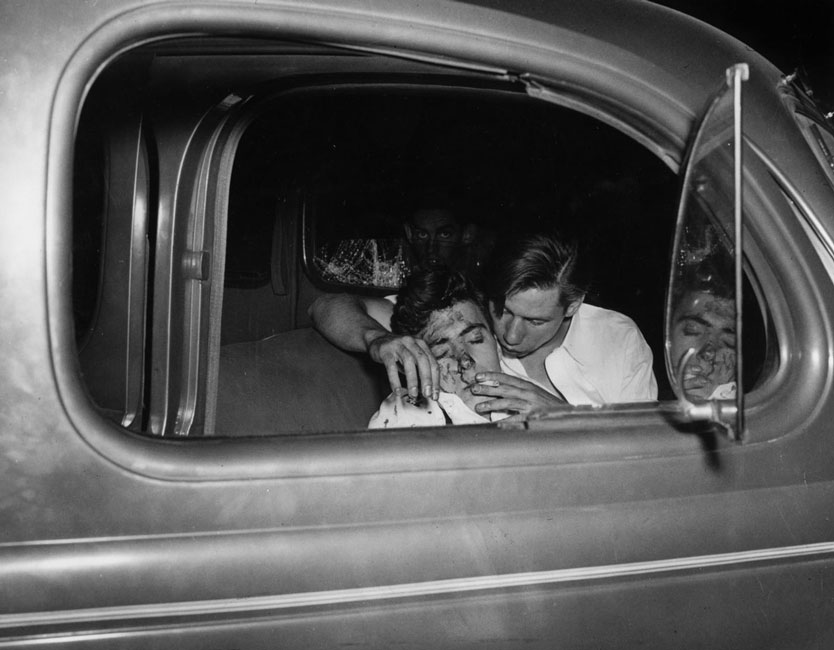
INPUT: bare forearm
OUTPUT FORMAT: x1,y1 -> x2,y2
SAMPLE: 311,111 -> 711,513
308,292 -> 439,399
308,293 -> 389,353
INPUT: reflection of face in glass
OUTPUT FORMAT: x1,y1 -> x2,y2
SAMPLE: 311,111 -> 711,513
404,209 -> 468,270
420,300 -> 501,411
671,291 -> 737,401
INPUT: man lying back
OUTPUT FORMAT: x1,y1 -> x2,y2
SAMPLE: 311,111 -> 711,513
368,269 -> 507,428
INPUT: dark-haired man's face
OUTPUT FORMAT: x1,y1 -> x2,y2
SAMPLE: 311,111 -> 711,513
490,286 -> 581,359
404,209 -> 471,270
421,300 -> 500,410
670,291 -> 736,400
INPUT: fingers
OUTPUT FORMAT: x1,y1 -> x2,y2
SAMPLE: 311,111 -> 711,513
397,338 -> 436,399
373,334 -> 438,398
383,359 -> 404,395
474,398 -> 529,414
470,376 -> 549,401
472,372 -> 568,403
415,338 -> 440,400
399,350 -> 421,399
474,372 -> 538,390
371,337 -> 405,394
470,382 -> 530,400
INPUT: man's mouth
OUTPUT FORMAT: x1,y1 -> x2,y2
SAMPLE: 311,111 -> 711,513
500,342 -> 526,358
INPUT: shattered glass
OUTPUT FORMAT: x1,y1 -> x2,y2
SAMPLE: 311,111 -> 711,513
314,238 -> 410,290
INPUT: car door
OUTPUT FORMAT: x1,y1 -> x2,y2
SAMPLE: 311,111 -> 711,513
4,2 -> 834,649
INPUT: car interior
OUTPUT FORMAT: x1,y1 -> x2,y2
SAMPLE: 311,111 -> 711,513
71,36 -> 767,438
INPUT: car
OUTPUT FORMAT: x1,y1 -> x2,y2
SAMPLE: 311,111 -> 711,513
3,0 -> 834,647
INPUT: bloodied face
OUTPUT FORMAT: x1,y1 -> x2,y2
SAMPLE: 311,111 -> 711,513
420,300 -> 501,410
670,291 -> 737,401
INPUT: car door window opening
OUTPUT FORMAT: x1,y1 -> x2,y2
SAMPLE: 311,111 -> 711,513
13,4 -> 834,643
70,36 -> 770,439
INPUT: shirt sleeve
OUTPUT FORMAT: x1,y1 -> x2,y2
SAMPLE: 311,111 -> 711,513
615,326 -> 658,402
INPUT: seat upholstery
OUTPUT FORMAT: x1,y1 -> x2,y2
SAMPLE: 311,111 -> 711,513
215,328 -> 389,436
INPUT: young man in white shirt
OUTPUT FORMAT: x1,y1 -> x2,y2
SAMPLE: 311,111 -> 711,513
467,233 -> 657,416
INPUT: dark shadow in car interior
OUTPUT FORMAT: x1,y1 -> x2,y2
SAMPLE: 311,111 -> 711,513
71,38 -> 767,437
214,88 -> 681,434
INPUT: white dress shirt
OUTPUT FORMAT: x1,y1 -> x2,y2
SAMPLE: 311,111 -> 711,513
499,303 -> 657,405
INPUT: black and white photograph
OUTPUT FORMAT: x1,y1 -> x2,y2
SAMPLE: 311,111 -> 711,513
2,0 -> 834,647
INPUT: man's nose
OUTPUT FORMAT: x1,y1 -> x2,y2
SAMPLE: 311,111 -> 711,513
422,238 -> 441,261
504,317 -> 524,344
698,342 -> 716,363
458,353 -> 475,371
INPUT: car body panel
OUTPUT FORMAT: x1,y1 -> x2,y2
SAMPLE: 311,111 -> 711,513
3,0 -> 834,647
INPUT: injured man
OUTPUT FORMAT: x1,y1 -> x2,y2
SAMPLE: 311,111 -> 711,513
368,268 -> 507,428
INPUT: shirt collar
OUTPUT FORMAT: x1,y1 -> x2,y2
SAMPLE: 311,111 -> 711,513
558,310 -> 584,366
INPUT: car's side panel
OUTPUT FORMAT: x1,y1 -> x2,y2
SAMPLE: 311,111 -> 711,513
4,1 -> 834,648
4,538 -> 834,648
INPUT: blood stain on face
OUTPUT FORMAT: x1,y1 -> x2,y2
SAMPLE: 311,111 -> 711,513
670,291 -> 737,400
420,300 -> 500,410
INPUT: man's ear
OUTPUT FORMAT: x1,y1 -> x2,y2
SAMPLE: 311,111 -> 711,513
462,224 -> 477,244
403,223 -> 414,242
565,296 -> 584,318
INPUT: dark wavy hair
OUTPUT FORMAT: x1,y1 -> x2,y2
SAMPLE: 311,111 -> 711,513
482,232 -> 592,315
391,268 -> 485,336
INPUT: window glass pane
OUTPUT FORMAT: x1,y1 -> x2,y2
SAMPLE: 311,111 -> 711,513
667,81 -> 738,404
667,75 -> 771,409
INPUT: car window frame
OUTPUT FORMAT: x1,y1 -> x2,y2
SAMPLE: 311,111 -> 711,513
49,4 -> 831,483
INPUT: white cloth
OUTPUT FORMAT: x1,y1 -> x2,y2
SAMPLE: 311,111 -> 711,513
499,303 -> 657,405
368,392 -> 506,428
708,382 -> 737,400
